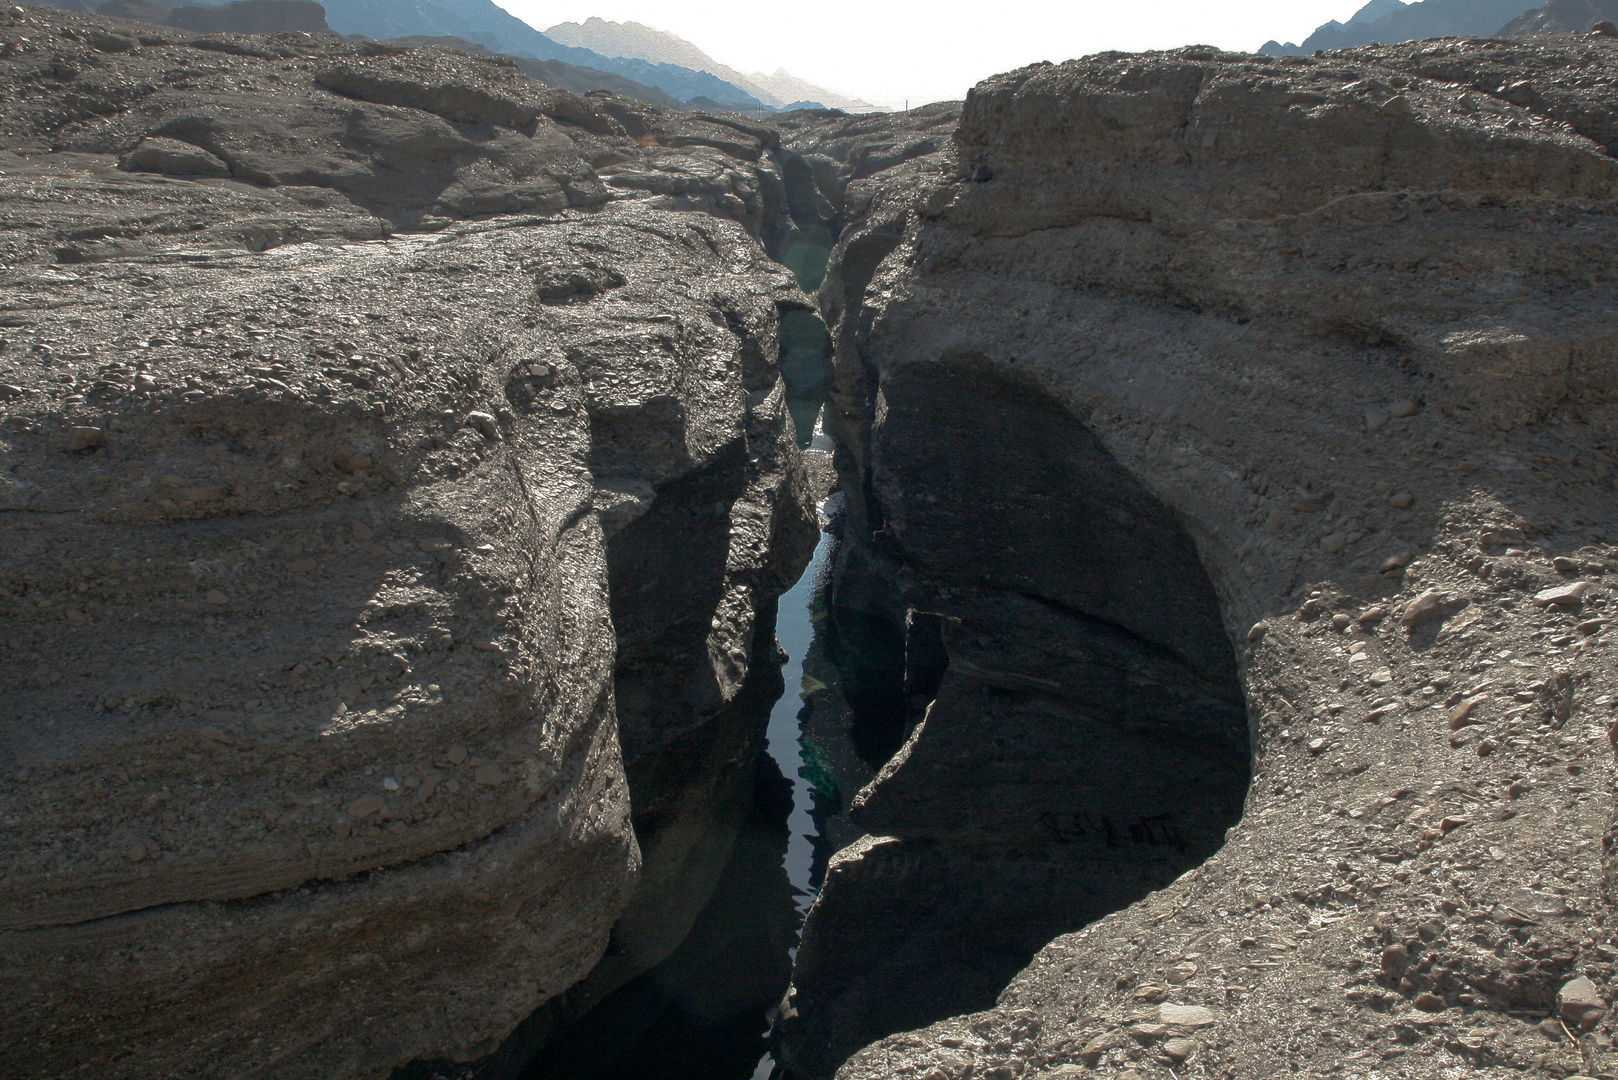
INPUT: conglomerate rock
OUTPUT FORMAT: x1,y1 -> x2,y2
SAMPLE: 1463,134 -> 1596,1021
783,36 -> 1618,1080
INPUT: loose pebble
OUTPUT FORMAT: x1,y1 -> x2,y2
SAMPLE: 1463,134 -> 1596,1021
446,745 -> 467,764
352,521 -> 374,540
474,763 -> 504,786
349,795 -> 383,818
1157,1003 -> 1215,1027
65,426 -> 104,451
1534,581 -> 1590,607
467,411 -> 499,439
1388,492 -> 1413,509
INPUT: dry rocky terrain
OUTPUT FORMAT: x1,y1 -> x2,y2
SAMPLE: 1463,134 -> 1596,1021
788,28 -> 1618,1080
4,5 -> 1618,1080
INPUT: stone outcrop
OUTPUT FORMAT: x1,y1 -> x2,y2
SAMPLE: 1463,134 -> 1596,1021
781,37 -> 1618,1080
0,5 -> 817,1077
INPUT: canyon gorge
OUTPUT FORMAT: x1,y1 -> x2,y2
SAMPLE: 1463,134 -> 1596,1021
1,6 -> 1617,1080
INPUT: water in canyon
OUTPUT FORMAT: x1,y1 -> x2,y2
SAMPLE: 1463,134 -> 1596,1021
508,457 -> 837,1080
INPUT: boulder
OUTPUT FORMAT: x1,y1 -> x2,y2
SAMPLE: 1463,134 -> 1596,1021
118,134 -> 230,175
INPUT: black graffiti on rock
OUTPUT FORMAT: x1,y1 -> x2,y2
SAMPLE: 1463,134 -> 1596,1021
1038,810 -> 1187,851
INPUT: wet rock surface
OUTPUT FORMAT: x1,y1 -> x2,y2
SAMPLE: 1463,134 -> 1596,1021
786,37 -> 1618,1080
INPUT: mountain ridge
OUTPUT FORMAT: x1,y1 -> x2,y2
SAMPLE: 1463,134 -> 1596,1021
544,16 -> 878,111
1261,0 -> 1535,54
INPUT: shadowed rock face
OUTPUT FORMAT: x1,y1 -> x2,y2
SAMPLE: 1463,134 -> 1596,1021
778,38 -> 1618,1080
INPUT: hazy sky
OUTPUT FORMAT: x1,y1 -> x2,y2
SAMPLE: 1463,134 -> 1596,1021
498,0 -> 1391,107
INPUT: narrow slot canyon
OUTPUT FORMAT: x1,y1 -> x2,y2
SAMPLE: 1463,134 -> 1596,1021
6,12 -> 1618,1080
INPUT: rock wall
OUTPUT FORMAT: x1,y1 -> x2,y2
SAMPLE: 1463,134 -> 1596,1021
0,5 -> 817,1077
787,38 -> 1618,1080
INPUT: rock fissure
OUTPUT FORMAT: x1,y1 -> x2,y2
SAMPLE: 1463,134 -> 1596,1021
4,7 -> 1618,1080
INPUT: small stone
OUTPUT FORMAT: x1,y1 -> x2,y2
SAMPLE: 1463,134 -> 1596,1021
1440,816 -> 1468,833
1365,411 -> 1389,433
1129,1023 -> 1169,1041
445,778 -> 461,794
1308,737 -> 1329,754
1389,492 -> 1413,509
65,426 -> 104,451
1165,961 -> 1197,985
349,795 -> 383,819
198,727 -> 233,745
1390,399 -> 1418,418
1158,1003 -> 1215,1027
1247,622 -> 1266,642
1381,551 -> 1413,572
382,777 -> 399,791
206,589 -> 229,605
1553,556 -> 1579,572
1594,20 -> 1618,35
1382,943 -> 1409,970
352,521 -> 374,540
467,411 -> 499,439
474,762 -> 505,786
1359,605 -> 1388,625
418,768 -> 443,801
446,745 -> 468,765
338,682 -> 361,699
1400,589 -> 1444,628
1413,992 -> 1447,1012
1368,667 -> 1393,686
1559,975 -> 1606,1028
1449,696 -> 1485,729
1320,532 -> 1347,554
1380,95 -> 1410,117
1331,613 -> 1352,630
127,842 -> 148,862
1161,1037 -> 1197,1062
1534,581 -> 1591,607
1078,1031 -> 1124,1065
417,537 -> 452,552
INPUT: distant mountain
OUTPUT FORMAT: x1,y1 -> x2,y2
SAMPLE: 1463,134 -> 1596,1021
99,0 -> 765,106
379,34 -> 686,108
545,17 -> 877,112
1499,0 -> 1618,32
1260,0 -> 1536,54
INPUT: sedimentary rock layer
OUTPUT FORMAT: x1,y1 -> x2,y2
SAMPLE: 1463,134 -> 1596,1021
792,38 -> 1618,1080
0,6 -> 820,1075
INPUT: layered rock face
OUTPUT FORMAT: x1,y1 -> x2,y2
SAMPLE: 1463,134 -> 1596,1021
0,5 -> 816,1077
788,39 -> 1618,1080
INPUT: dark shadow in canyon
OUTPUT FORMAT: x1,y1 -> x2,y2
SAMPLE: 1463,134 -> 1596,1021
776,361 -> 1253,1078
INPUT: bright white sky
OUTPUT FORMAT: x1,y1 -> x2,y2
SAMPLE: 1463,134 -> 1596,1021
497,0 -> 1395,108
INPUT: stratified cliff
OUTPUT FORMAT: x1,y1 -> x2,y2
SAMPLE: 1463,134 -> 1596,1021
0,6 -> 816,1077
782,37 -> 1618,1080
